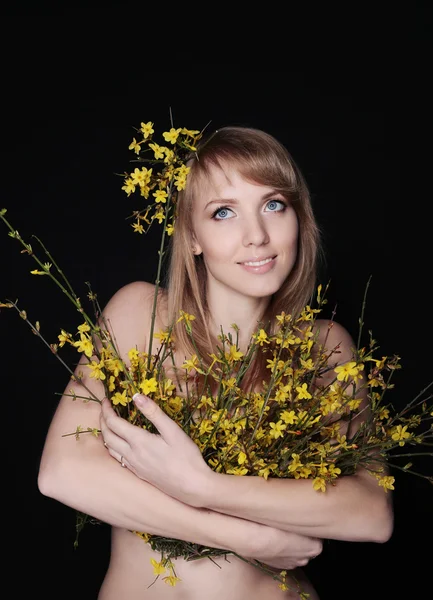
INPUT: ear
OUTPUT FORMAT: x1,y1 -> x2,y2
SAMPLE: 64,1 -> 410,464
191,235 -> 203,256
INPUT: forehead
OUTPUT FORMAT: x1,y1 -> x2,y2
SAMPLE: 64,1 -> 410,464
194,163 -> 271,202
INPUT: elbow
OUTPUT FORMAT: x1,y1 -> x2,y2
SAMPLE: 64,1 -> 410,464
38,452 -> 72,501
374,504 -> 394,544
367,494 -> 394,544
38,458 -> 61,499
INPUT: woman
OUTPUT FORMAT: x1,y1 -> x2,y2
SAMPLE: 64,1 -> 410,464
38,126 -> 393,599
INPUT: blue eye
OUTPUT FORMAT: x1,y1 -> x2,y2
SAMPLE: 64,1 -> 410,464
212,206 -> 234,220
266,199 -> 285,212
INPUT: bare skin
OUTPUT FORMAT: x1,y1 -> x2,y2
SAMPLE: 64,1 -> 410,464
97,285 -> 320,599
39,281 -> 323,599
98,529 -> 319,600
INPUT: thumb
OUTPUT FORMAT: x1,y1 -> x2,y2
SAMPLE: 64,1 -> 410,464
133,393 -> 177,438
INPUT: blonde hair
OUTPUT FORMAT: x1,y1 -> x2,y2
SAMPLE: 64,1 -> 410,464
166,126 -> 322,368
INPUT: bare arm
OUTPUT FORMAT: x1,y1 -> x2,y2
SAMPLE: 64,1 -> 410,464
194,321 -> 393,542
112,319 -> 393,544
38,281 -> 321,566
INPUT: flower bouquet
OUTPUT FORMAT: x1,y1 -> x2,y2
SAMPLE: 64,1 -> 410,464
1,119 -> 432,595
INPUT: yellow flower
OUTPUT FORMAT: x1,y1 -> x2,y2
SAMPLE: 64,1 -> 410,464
238,451 -> 247,465
148,142 -> 165,159
225,344 -> 244,362
258,463 -> 278,480
153,210 -> 165,224
77,322 -> 91,333
108,375 -> 116,392
296,383 -> 312,400
269,420 -> 287,439
73,333 -> 94,358
140,377 -> 158,395
153,189 -> 168,204
378,407 -> 390,420
313,477 -> 327,492
128,138 -> 141,155
140,121 -> 154,138
391,425 -> 411,446
288,454 -> 303,473
163,575 -> 181,586
132,221 -> 144,234
131,167 -> 152,186
254,329 -> 269,345
122,178 -> 135,196
163,127 -> 181,145
87,360 -> 106,380
58,329 -> 72,347
377,475 -> 395,491
166,224 -> 174,236
280,410 -> 297,424
111,390 -> 129,407
335,361 -> 362,382
150,559 -> 166,575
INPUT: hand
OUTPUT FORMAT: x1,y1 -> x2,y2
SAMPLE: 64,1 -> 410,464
99,394 -> 212,505
246,527 -> 323,571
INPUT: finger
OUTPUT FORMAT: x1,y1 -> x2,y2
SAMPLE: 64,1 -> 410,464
101,398 -> 145,445
133,394 -> 181,441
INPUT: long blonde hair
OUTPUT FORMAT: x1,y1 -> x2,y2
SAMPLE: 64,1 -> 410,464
165,126 -> 322,368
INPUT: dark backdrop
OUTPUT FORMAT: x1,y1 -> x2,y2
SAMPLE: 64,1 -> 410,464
3,9 -> 432,600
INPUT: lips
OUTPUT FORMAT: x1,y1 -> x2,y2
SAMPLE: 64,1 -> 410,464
238,256 -> 276,266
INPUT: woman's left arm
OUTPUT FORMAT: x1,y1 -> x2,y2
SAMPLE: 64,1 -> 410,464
196,320 -> 394,543
102,320 -> 394,544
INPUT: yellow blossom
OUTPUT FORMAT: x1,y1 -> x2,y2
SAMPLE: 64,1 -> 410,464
128,138 -> 141,155
111,390 -> 129,406
391,424 -> 411,446
269,420 -> 287,439
58,329 -> 72,347
140,121 -> 154,138
377,475 -> 395,491
150,559 -> 166,575
280,410 -> 297,424
153,189 -> 168,204
258,463 -> 278,480
73,333 -> 94,358
87,360 -> 106,380
163,127 -> 182,145
225,345 -> 244,362
148,142 -> 165,159
296,383 -> 312,400
140,377 -> 158,395
132,221 -> 145,234
163,575 -> 181,586
122,178 -> 135,196
166,223 -> 174,236
254,329 -> 269,345
313,477 -> 327,492
335,361 -> 362,382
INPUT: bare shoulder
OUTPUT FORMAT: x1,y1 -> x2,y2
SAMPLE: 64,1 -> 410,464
102,280 -> 165,356
313,318 -> 357,365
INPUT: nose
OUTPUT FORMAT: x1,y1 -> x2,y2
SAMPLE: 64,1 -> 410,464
242,214 -> 270,248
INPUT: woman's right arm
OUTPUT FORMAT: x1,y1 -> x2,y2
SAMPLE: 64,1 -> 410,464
37,280 -> 321,567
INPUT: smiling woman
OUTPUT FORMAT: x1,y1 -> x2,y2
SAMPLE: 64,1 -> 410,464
37,126 -> 394,600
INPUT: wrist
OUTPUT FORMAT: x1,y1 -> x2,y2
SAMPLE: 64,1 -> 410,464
195,469 -> 220,509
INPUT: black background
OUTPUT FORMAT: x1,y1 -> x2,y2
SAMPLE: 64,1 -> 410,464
3,8 -> 432,599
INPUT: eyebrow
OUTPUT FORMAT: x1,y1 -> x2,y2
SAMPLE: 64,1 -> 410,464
204,190 -> 282,210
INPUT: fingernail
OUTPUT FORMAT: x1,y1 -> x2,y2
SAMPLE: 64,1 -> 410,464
133,393 -> 145,405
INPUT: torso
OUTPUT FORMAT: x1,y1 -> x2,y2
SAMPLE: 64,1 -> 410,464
99,528 -> 319,600
98,282 -> 320,599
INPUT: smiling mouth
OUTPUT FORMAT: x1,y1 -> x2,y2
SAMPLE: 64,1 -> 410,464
239,257 -> 276,267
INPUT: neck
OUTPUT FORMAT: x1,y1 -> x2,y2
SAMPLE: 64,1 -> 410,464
206,288 -> 271,352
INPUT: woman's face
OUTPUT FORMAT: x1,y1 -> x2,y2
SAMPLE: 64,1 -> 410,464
191,165 -> 299,303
